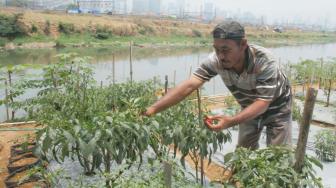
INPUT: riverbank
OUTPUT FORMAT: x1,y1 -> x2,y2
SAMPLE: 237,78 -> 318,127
1,7 -> 336,51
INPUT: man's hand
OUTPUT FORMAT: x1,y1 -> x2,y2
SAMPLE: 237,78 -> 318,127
143,106 -> 156,117
204,115 -> 235,132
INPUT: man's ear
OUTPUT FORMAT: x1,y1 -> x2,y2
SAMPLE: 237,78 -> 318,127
241,38 -> 247,47
240,38 -> 248,51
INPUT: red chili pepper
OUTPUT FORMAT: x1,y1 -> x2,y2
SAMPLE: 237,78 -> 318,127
203,116 -> 213,127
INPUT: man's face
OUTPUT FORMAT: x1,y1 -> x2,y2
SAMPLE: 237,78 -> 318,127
213,38 -> 246,70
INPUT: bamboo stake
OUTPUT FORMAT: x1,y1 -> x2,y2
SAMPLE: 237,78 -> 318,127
4,80 -> 9,121
189,66 -> 192,78
213,78 -> 216,95
196,89 -> 204,185
8,70 -> 14,120
129,41 -> 133,83
165,75 -> 168,94
294,88 -> 317,172
319,58 -> 323,89
112,53 -> 115,84
197,52 -> 200,66
163,161 -> 172,188
173,70 -> 176,87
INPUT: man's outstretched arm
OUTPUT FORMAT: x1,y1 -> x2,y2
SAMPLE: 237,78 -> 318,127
145,76 -> 205,116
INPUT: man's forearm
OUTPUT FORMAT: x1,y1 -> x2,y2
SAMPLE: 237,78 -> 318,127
146,77 -> 204,115
231,99 -> 271,125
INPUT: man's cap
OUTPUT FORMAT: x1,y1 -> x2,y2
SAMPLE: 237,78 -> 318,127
213,21 -> 245,39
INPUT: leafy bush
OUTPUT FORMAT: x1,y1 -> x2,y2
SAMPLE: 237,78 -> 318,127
31,24 -> 38,33
192,29 -> 202,37
292,100 -> 302,122
0,37 -> 7,47
314,130 -> 336,162
0,13 -> 26,38
223,146 -> 323,187
58,22 -> 75,34
94,26 -> 112,39
44,20 -> 51,35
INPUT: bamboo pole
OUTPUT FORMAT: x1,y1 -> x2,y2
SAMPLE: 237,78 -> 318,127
129,41 -> 133,83
173,70 -> 176,87
8,70 -> 14,120
163,161 -> 172,188
319,58 -> 323,89
165,75 -> 168,94
196,89 -> 204,185
189,66 -> 192,78
294,88 -> 317,172
4,80 -> 9,121
112,53 -> 115,84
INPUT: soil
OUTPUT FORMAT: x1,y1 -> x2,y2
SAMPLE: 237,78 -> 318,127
18,181 -> 46,188
7,169 -> 30,183
168,144 -> 232,183
10,157 -> 38,168
0,123 -> 40,188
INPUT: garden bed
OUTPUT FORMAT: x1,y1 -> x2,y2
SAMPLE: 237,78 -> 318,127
0,122 -> 41,188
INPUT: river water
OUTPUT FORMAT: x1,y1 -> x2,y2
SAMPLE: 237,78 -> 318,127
1,42 -> 336,122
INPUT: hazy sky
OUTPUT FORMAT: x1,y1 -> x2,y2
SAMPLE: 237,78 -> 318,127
213,0 -> 336,26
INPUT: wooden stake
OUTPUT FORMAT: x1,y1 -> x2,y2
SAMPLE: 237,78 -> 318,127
173,70 -> 176,87
189,66 -> 192,78
8,70 -> 14,120
294,88 -> 317,172
319,58 -> 323,89
129,41 -> 133,83
196,89 -> 204,185
112,53 -> 115,84
165,75 -> 168,94
4,80 -> 9,121
163,161 -> 172,188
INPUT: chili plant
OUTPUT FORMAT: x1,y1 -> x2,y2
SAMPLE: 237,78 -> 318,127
154,100 -> 232,182
223,146 -> 323,188
320,58 -> 336,107
314,130 -> 336,162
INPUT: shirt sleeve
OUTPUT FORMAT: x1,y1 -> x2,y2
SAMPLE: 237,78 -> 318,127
255,59 -> 278,101
193,52 -> 218,81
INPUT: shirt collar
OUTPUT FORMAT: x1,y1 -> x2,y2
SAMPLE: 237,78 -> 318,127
245,45 -> 256,74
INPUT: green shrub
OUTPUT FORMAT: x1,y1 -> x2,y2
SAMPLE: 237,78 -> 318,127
31,24 -> 38,33
314,130 -> 336,162
192,29 -> 202,37
224,146 -> 323,187
44,20 -> 50,35
94,25 -> 112,39
0,13 -> 26,38
0,37 -> 7,47
58,22 -> 75,34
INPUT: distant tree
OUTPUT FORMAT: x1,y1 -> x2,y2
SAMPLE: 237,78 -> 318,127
7,0 -> 28,7
67,4 -> 78,10
0,13 -> 26,39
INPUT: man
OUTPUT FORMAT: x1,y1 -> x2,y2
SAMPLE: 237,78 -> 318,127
145,21 -> 292,149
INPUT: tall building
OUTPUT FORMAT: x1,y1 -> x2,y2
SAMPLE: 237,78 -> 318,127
24,0 -> 74,9
148,0 -> 160,15
132,0 -> 149,14
204,1 -> 214,21
78,0 -> 113,13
